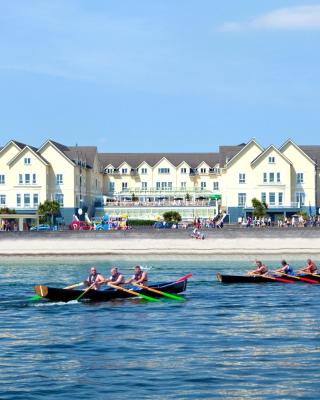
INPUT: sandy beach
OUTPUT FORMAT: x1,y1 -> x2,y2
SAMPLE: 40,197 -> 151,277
1,228 -> 320,259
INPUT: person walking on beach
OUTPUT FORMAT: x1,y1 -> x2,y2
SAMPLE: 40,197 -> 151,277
104,267 -> 126,285
273,260 -> 294,275
248,260 -> 268,276
84,267 -> 105,290
297,259 -> 317,274
126,265 -> 148,284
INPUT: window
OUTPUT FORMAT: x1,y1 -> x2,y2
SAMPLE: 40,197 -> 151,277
19,174 -> 23,184
141,182 -> 148,189
168,182 -> 172,190
296,192 -> 305,206
25,174 -> 30,184
121,168 -> 128,174
239,173 -> 246,184
109,182 -> 115,192
24,157 -> 31,165
156,182 -> 161,190
158,168 -> 170,174
121,182 -> 128,191
55,194 -> 64,206
200,168 -> 206,174
181,181 -> 186,189
213,182 -> 219,191
106,168 -> 113,174
0,194 -> 6,205
24,193 -> 30,207
238,193 -> 246,207
95,179 -> 98,189
269,173 -> 274,183
278,192 -> 283,206
141,168 -> 148,175
32,174 -> 37,184
261,192 -> 266,203
33,193 -> 39,207
277,172 -> 281,183
297,173 -> 304,184
0,175 -> 5,184
263,173 -> 267,183
268,156 -> 275,163
269,192 -> 275,205
200,181 -> 207,190
180,168 -> 187,174
56,174 -> 63,184
16,194 -> 21,207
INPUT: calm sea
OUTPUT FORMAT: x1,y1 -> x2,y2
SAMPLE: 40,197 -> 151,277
1,259 -> 320,400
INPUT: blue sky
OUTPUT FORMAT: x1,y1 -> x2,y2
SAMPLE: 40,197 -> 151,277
1,1 -> 320,152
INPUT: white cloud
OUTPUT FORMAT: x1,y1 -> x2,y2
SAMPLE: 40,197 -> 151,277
218,5 -> 320,32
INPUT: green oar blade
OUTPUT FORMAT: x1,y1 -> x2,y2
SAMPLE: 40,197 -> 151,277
138,293 -> 161,302
159,292 -> 185,301
28,295 -> 42,301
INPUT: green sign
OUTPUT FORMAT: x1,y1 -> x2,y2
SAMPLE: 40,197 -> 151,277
209,194 -> 221,200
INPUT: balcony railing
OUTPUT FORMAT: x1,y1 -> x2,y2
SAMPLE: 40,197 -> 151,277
107,187 -> 220,195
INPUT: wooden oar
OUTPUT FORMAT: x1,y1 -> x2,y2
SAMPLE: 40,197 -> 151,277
132,282 -> 185,301
175,273 -> 193,282
64,282 -> 84,289
107,282 -> 161,302
273,272 -> 319,284
263,275 -> 294,283
76,282 -> 96,301
29,281 -> 84,301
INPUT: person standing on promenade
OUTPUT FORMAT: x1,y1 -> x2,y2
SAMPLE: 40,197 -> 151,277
297,259 -> 317,274
248,260 -> 268,276
126,265 -> 148,284
84,267 -> 105,290
273,260 -> 295,275
104,267 -> 126,285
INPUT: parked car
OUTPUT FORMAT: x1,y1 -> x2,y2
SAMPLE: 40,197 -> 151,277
30,224 -> 51,231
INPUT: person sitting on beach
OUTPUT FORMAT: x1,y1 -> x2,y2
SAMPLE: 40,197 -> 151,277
248,260 -> 268,276
297,259 -> 317,275
104,267 -> 126,285
126,265 -> 148,285
273,260 -> 294,276
84,267 -> 105,290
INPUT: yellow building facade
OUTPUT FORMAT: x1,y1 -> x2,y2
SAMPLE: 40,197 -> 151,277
0,138 -> 319,224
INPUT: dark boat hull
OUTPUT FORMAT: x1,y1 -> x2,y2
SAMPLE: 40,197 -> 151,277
217,273 -> 282,283
35,280 -> 187,302
297,273 -> 320,282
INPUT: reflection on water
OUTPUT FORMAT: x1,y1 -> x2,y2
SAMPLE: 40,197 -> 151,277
1,260 -> 320,399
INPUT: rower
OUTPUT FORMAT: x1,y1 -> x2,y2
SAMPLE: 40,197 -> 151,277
297,259 -> 317,274
273,260 -> 295,276
84,267 -> 105,290
248,260 -> 268,276
104,267 -> 125,285
126,265 -> 148,284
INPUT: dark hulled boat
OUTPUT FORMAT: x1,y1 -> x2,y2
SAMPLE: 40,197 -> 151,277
34,279 -> 187,302
297,273 -> 320,282
216,273 -> 281,283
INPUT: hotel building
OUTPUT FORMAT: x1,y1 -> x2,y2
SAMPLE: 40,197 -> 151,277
0,138 -> 319,224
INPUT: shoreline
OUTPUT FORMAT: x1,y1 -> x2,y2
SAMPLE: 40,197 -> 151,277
1,230 -> 320,259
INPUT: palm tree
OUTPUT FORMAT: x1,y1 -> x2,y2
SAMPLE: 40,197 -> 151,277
38,200 -> 60,225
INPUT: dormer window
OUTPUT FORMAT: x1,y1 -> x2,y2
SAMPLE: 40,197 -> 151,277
122,168 -> 128,174
268,156 -> 275,163
106,168 -> 113,174
24,157 -> 31,165
200,168 -> 206,174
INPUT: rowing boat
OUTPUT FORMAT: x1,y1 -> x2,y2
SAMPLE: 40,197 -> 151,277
216,273 -> 292,283
34,279 -> 188,302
